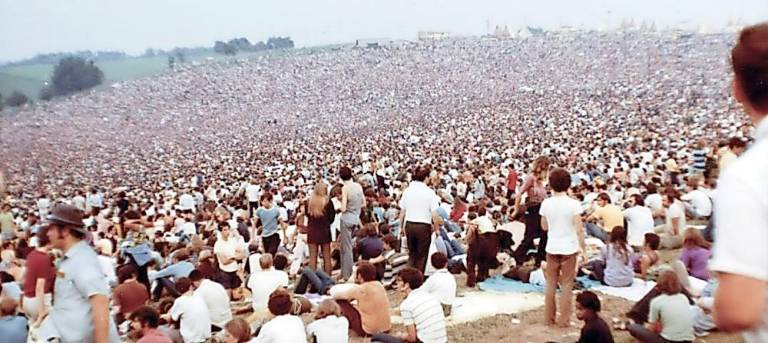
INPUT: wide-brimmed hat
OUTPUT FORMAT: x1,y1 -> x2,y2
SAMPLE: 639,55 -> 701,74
46,203 -> 86,231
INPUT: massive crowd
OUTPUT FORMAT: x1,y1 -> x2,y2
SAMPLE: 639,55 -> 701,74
0,25 -> 766,343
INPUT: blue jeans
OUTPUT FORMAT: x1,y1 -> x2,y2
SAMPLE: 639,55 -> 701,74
371,333 -> 405,343
585,223 -> 608,242
295,268 -> 334,294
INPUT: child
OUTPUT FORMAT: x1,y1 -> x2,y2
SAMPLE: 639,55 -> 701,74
306,299 -> 349,343
575,291 -> 614,343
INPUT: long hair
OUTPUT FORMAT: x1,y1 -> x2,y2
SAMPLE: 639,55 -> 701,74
308,183 -> 329,218
683,228 -> 711,250
609,226 -> 630,264
531,156 -> 551,181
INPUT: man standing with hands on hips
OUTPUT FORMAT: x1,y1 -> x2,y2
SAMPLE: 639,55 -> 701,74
35,203 -> 120,343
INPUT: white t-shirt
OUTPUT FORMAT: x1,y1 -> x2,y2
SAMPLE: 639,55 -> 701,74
193,279 -> 232,328
665,202 -> 687,234
645,193 -> 663,213
421,269 -> 456,306
623,206 -> 655,247
250,315 -> 307,343
246,184 -> 260,203
72,196 -> 86,211
170,293 -> 211,343
179,194 -> 196,211
399,181 -> 439,224
247,269 -> 289,311
306,316 -> 349,343
539,194 -> 583,255
681,189 -> 712,217
214,236 -> 242,272
710,119 -> 768,343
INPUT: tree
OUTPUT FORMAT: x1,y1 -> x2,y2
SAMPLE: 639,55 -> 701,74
0,92 -> 3,111
51,57 -> 104,96
6,91 -> 29,107
168,55 -> 175,69
39,86 -> 56,101
143,48 -> 156,57
228,37 -> 253,52
266,37 -> 295,49
214,41 -> 237,56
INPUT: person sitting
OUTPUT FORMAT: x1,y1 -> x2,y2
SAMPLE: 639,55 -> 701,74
165,278 -> 211,343
628,271 -> 695,342
692,279 -> 718,337
251,289 -> 307,343
332,261 -> 391,337
306,299 -> 349,343
420,252 -> 456,317
114,264 -> 150,325
246,254 -> 289,314
587,227 -> 634,287
655,189 -> 687,249
376,234 -> 409,289
129,306 -> 173,343
222,318 -> 251,343
0,298 -> 27,343
634,233 -> 661,281
356,224 -> 384,279
189,269 -> 232,332
585,193 -> 624,242
466,206 -> 500,287
575,291 -> 614,343
371,267 -> 447,343
679,228 -> 711,281
150,248 -> 194,301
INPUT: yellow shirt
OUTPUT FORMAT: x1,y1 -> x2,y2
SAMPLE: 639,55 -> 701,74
594,204 -> 624,231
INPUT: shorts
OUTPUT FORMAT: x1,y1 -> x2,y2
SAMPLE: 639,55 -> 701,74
216,270 -> 242,290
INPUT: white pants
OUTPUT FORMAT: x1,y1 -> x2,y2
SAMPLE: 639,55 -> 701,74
22,294 -> 52,320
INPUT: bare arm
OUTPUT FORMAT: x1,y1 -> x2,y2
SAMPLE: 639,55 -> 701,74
340,187 -> 349,212
34,278 -> 46,321
403,324 -> 418,342
670,217 -> 680,235
714,273 -> 766,332
541,216 -> 548,232
574,215 -> 586,253
90,294 -> 110,343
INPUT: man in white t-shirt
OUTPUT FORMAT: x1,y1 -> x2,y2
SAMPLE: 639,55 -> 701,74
213,222 -> 245,297
420,252 -> 456,317
246,180 -> 260,217
712,25 -> 768,343
681,175 -> 712,219
657,190 -> 686,249
166,278 -> 211,343
539,168 -> 585,327
623,194 -> 655,248
189,270 -> 232,330
247,254 -> 289,313
398,166 -> 440,273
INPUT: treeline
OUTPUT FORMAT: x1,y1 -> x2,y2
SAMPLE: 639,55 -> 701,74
5,50 -> 127,67
213,37 -> 295,56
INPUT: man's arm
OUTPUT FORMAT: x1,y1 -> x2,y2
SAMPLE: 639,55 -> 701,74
714,273 -> 766,332
403,324 -> 418,342
90,294 -> 110,343
540,216 -> 548,232
34,277 -> 47,321
340,187 -> 349,212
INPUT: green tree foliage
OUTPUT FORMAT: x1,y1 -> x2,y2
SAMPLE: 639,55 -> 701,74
50,57 -> 104,96
214,41 -> 237,56
6,91 -> 29,107
266,37 -> 295,49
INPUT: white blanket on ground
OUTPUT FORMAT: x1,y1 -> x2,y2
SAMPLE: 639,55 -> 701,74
592,278 -> 657,302
447,291 -> 544,325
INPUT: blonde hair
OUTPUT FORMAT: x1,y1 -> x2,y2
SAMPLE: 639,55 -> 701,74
308,183 -> 329,218
315,299 -> 342,320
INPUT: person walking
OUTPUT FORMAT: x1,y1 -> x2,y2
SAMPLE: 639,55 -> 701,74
398,166 -> 440,274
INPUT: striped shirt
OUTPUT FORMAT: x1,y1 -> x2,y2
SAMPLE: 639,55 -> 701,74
400,288 -> 447,343
692,149 -> 707,172
382,250 -> 409,287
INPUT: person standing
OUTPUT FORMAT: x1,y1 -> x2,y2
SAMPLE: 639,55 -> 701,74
713,23 -> 768,343
398,165 -> 440,274
512,156 -> 551,266
255,192 -> 284,256
21,227 -> 55,322
213,222 -> 245,299
306,182 -> 336,275
339,166 -> 365,280
37,203 -> 120,342
539,168 -> 585,328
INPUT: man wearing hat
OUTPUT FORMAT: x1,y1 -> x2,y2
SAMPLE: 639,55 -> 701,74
35,203 -> 119,343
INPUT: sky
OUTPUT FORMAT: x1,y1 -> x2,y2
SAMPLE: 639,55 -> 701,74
1,0 -> 766,63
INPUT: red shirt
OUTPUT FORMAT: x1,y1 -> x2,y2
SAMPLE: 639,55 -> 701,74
114,280 -> 150,314
506,170 -> 518,191
23,249 -> 55,297
137,329 -> 173,343
450,202 -> 466,222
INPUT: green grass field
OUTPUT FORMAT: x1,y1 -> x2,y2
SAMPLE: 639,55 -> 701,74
0,46 -> 335,103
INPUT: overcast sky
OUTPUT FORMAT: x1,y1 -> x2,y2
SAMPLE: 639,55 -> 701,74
1,0 -> 766,63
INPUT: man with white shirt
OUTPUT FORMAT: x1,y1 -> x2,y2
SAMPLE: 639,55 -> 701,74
189,269 -> 231,332
166,278 -> 211,343
681,175 -> 712,220
623,194 -> 655,248
213,222 -> 244,298
421,252 -> 456,317
71,190 -> 86,212
246,179 -> 260,218
398,166 -> 440,273
713,24 -> 768,343
246,254 -> 289,314
85,187 -> 103,215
